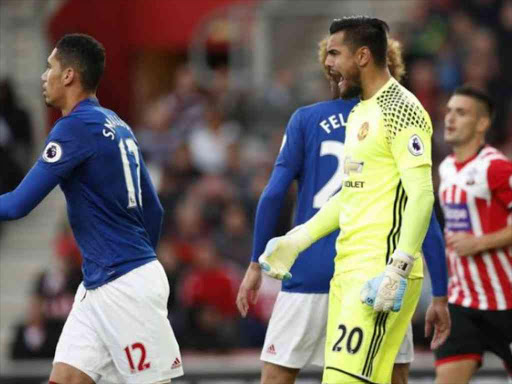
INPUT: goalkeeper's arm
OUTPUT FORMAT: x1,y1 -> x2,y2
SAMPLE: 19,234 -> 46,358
397,164 -> 434,256
361,165 -> 434,312
259,189 -> 343,280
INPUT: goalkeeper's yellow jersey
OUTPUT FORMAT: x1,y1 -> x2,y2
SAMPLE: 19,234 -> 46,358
334,77 -> 432,279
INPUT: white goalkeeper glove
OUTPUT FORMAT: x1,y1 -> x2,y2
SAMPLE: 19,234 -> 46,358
258,225 -> 314,280
360,249 -> 415,312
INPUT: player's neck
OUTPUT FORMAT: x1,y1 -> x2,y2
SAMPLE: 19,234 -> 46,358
360,68 -> 391,100
452,138 -> 485,163
61,90 -> 96,116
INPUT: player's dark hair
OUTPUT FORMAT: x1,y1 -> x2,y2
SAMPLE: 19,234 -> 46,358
55,33 -> 105,92
329,16 -> 389,68
453,85 -> 495,121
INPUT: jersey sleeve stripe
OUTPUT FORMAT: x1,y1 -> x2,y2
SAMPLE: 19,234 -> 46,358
392,190 -> 408,256
386,182 -> 406,263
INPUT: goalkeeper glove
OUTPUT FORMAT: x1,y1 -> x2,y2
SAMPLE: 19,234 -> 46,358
360,249 -> 415,312
258,225 -> 314,280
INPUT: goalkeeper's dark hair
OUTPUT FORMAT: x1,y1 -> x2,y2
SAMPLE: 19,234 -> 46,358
55,33 -> 105,92
453,85 -> 495,122
329,16 -> 389,68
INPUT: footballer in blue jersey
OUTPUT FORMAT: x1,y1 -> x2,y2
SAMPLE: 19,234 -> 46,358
0,34 -> 182,384
236,37 -> 449,384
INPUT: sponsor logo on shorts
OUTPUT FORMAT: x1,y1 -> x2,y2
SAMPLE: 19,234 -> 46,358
266,344 -> 276,355
171,357 -> 182,369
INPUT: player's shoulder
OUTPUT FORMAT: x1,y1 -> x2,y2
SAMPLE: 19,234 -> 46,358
51,114 -> 88,139
478,146 -> 510,163
376,80 -> 432,135
479,146 -> 512,172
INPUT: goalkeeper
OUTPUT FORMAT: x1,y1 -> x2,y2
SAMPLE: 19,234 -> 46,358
260,16 -> 448,384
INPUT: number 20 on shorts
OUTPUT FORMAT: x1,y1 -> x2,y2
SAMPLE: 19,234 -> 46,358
332,324 -> 364,354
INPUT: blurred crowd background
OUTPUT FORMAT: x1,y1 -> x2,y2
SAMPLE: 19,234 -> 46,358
1,0 -> 511,371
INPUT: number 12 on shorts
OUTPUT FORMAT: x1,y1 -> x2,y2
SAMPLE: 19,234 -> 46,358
124,342 -> 151,373
332,324 -> 364,354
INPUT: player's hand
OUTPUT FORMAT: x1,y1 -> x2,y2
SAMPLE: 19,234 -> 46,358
258,225 -> 313,281
424,296 -> 451,350
360,273 -> 407,312
445,232 -> 481,257
236,262 -> 262,318
360,250 -> 414,312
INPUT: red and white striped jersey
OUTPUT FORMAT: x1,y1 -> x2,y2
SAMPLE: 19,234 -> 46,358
439,145 -> 512,310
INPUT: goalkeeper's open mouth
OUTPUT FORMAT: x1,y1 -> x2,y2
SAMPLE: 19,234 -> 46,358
329,70 -> 343,86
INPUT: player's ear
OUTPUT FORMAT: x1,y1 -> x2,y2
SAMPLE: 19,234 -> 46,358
62,67 -> 75,86
356,46 -> 370,67
476,115 -> 491,135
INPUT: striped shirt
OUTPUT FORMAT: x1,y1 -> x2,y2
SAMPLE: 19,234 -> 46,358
439,146 -> 512,310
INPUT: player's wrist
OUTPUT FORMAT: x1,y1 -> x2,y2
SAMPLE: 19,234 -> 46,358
387,249 -> 415,278
287,225 -> 314,252
249,261 -> 261,271
432,296 -> 448,304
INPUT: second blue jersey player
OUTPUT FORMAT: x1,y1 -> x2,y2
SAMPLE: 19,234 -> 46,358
236,37 -> 450,384
0,34 -> 183,384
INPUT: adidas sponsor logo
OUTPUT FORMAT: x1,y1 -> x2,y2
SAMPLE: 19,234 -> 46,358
171,357 -> 182,369
266,344 -> 276,355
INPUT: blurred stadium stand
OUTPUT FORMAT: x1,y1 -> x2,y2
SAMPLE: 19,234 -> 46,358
1,0 -> 511,382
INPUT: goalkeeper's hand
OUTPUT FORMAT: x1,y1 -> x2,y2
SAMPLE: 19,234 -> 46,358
258,225 -> 313,281
360,250 -> 415,312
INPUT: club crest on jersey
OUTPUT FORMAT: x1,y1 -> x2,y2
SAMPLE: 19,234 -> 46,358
358,122 -> 369,141
466,168 -> 477,186
408,134 -> 424,156
42,141 -> 62,163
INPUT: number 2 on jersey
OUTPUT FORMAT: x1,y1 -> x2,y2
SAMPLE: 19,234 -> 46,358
313,141 -> 345,208
119,138 -> 142,208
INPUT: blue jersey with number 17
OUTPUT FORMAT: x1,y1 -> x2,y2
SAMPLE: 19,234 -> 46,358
252,99 -> 357,293
37,98 -> 158,289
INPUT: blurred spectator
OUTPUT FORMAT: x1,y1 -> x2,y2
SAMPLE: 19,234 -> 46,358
175,238 -> 240,351
213,202 -> 253,269
137,65 -> 207,168
157,238 -> 183,316
188,101 -> 241,174
158,143 -> 202,235
209,66 -> 255,129
10,223 -> 82,359
161,65 -> 207,145
405,1 -> 449,57
497,0 -> 512,83
137,98 -> 176,167
407,58 -> 439,116
167,197 -> 207,264
0,78 -> 33,195
188,174 -> 238,229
